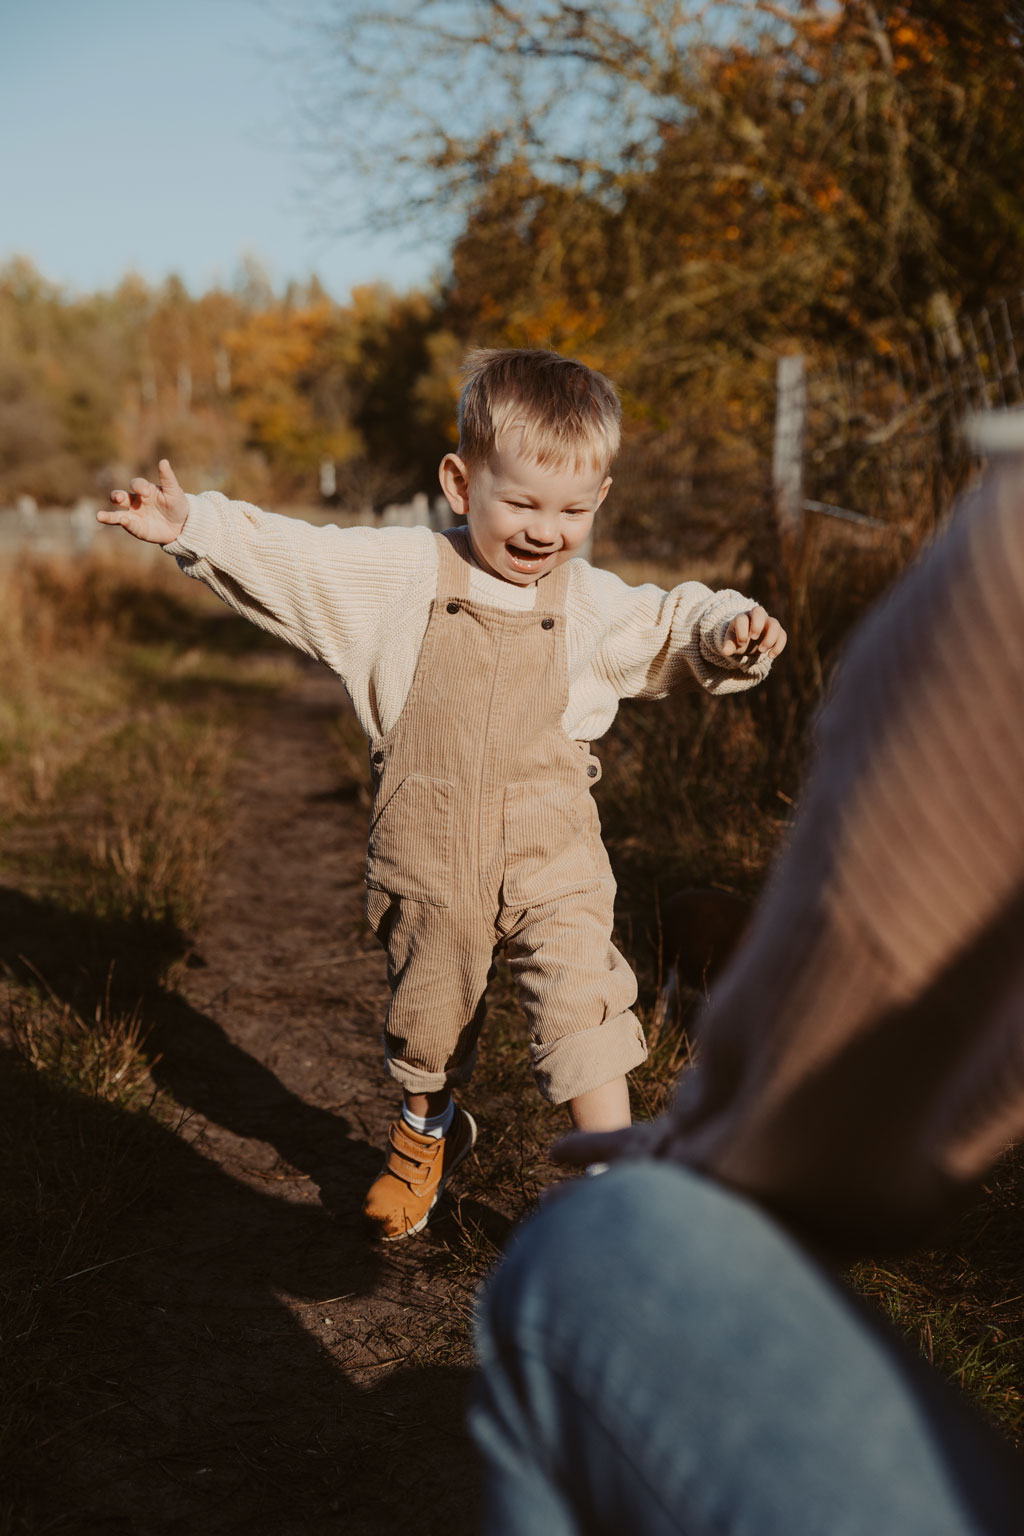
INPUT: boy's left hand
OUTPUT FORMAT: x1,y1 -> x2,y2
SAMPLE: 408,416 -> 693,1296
721,606 -> 787,660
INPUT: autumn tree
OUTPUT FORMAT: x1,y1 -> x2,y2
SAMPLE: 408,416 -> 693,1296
0,260 -> 121,504
296,1 -> 1024,539
306,1 -> 1024,363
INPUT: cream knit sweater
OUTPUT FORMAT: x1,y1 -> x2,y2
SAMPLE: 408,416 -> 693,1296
166,493 -> 772,742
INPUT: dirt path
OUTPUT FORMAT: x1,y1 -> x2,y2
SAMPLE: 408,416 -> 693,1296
51,661 -> 486,1534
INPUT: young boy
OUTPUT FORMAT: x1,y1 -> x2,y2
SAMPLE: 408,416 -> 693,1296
99,347 -> 786,1241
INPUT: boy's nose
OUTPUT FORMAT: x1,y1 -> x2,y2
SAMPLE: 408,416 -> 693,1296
523,520 -> 559,548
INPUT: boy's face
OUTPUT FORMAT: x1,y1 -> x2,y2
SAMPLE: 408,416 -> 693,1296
440,434 -> 611,586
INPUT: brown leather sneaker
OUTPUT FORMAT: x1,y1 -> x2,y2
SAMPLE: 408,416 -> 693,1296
362,1105 -> 478,1241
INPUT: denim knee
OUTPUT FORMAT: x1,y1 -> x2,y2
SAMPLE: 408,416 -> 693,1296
472,1162 -> 1024,1536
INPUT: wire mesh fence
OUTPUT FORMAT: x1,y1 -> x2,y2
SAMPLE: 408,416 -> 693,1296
601,294 -> 1024,571
785,293 -> 1024,545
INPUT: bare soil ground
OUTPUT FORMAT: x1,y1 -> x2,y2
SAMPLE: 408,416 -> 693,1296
5,661 -> 502,1535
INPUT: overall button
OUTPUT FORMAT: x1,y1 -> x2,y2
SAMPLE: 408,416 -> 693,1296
587,764 -> 598,778
446,601 -> 461,614
541,617 -> 554,630
372,751 -> 385,765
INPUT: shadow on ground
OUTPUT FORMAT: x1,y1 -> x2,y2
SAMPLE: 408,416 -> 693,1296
0,886 -> 480,1536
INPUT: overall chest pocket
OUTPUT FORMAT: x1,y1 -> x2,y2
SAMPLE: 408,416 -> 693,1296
502,779 -> 603,907
366,773 -> 453,907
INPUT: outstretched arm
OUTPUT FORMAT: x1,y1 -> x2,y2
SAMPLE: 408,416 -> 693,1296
97,459 -> 189,544
581,565 -> 784,702
99,461 -> 439,692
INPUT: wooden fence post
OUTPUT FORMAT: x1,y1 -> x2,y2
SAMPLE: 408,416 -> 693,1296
772,354 -> 806,551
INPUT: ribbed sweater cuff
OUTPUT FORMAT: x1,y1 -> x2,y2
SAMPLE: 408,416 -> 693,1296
164,491 -> 221,560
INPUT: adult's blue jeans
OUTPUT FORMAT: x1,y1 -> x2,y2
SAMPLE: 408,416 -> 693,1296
471,1162 -> 1024,1535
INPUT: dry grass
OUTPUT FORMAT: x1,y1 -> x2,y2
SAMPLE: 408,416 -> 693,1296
0,550 -> 295,923
0,547 -> 295,1526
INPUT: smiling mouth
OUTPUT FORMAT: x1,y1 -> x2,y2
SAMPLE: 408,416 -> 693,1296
506,543 -> 554,567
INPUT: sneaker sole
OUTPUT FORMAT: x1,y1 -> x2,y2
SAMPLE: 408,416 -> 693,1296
379,1109 -> 478,1242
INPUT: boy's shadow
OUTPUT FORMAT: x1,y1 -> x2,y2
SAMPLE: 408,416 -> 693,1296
0,885 -> 381,1220
1,1042 -> 478,1535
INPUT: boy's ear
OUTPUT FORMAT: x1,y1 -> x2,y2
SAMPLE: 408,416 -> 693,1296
439,453 -> 471,519
597,475 -> 612,508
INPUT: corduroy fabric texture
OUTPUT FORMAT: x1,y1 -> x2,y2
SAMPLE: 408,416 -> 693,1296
366,529 -> 646,1104
648,443 -> 1024,1257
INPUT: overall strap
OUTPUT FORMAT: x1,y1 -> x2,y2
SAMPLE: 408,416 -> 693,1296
535,556 -> 573,615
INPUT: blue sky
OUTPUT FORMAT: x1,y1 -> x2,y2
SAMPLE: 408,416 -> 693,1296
0,0 -> 447,299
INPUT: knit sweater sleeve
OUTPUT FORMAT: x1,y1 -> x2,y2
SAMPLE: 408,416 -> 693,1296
570,562 -> 773,701
164,492 -> 437,682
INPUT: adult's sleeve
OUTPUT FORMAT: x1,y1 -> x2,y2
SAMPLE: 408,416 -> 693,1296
655,438 -> 1024,1258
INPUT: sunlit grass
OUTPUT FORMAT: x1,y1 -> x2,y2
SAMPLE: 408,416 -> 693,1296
0,548 -> 294,1519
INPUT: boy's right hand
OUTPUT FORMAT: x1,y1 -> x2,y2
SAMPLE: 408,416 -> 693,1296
97,459 -> 189,545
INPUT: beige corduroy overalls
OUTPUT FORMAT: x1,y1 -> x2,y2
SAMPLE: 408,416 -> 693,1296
364,527 -> 647,1105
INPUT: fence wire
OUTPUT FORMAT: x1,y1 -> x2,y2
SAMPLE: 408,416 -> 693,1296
799,293 -> 1024,537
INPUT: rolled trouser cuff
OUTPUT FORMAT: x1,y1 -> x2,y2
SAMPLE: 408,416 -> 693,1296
530,1011 -> 647,1105
383,1038 -> 479,1095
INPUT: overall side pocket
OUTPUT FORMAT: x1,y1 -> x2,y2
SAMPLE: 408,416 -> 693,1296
502,779 -> 601,907
366,773 -> 454,907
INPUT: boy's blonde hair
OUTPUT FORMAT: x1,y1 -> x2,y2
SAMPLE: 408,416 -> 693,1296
457,348 -> 621,472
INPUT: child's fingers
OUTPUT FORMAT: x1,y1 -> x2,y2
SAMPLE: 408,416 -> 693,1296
760,619 -> 788,657
724,606 -> 768,655
127,476 -> 159,511
98,491 -> 136,525
723,607 -> 790,661
96,506 -> 139,533
746,604 -> 769,641
755,617 -> 778,652
157,458 -> 180,492
752,617 -> 788,657
721,613 -> 748,655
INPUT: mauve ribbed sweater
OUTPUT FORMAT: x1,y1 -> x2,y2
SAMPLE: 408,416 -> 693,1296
650,433 -> 1024,1258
